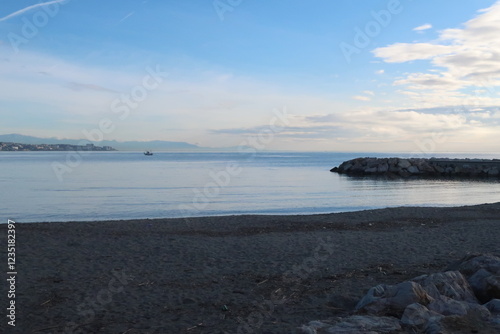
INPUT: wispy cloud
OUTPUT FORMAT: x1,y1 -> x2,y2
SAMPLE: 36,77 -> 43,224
352,90 -> 375,102
0,0 -> 66,22
65,82 -> 118,93
413,23 -> 433,32
119,11 -> 135,23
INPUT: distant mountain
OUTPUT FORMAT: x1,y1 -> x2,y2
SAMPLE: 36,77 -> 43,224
0,134 -> 202,151
103,140 -> 201,151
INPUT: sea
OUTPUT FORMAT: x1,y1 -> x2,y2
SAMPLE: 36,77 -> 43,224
2,151 -> 500,223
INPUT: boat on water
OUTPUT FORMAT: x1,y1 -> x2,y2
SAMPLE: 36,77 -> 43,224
144,151 -> 153,156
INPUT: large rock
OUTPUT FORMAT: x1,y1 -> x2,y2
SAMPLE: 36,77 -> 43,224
484,299 -> 500,314
387,158 -> 398,166
401,303 -> 443,330
428,297 -> 468,316
350,162 -> 364,173
446,254 -> 500,276
377,163 -> 389,173
407,165 -> 420,174
364,166 -> 378,173
388,165 -> 401,173
300,316 -> 401,334
417,161 -> 436,173
434,165 -> 445,173
424,317 -> 447,334
427,295 -> 490,318
411,271 -> 477,303
489,168 -> 500,176
302,254 -> 500,334
397,159 -> 411,169
355,281 -> 432,316
468,269 -> 500,303
339,162 -> 352,172
485,299 -> 500,313
366,158 -> 379,168
425,309 -> 497,334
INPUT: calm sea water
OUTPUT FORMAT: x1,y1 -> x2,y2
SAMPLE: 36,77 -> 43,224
2,151 -> 500,223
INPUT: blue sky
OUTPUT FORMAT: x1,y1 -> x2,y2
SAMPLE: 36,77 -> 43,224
1,0 -> 500,152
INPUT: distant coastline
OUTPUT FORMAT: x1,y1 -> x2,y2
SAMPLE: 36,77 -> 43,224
0,134 -> 205,151
0,142 -> 116,152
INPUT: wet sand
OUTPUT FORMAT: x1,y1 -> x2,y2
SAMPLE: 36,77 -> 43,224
2,202 -> 500,333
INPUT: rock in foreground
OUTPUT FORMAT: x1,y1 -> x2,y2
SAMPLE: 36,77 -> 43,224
301,254 -> 500,333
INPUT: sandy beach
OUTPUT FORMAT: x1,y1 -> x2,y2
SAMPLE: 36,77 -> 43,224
3,203 -> 500,333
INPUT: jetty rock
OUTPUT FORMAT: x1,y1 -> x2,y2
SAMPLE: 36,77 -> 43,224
330,157 -> 500,178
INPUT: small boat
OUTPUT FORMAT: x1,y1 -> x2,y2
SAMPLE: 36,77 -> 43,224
144,151 -> 153,156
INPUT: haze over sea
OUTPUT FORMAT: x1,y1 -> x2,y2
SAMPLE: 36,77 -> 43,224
3,151 -> 500,223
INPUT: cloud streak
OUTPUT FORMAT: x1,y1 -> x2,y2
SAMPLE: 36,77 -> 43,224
65,82 -> 118,93
119,11 -> 135,23
0,0 -> 66,22
413,23 -> 432,31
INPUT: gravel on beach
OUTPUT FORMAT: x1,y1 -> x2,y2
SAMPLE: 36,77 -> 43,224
2,202 -> 500,333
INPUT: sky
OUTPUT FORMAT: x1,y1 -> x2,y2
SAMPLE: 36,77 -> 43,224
1,0 -> 500,152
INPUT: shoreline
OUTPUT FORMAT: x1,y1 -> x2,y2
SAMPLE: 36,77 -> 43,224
4,203 -> 500,333
11,201 -> 500,225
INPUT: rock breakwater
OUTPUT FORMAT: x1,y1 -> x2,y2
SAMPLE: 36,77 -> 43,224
331,157 -> 500,178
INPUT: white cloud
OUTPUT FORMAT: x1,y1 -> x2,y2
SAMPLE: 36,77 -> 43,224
375,69 -> 385,75
363,90 -> 375,96
299,106 -> 500,151
213,102 -> 500,152
353,95 -> 371,101
0,0 -> 66,22
413,23 -> 433,32
373,43 -> 454,63
393,73 -> 463,91
372,1 -> 500,109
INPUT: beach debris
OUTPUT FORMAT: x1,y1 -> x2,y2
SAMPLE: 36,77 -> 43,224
40,299 -> 52,306
186,323 -> 204,331
300,254 -> 500,333
137,280 -> 155,287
